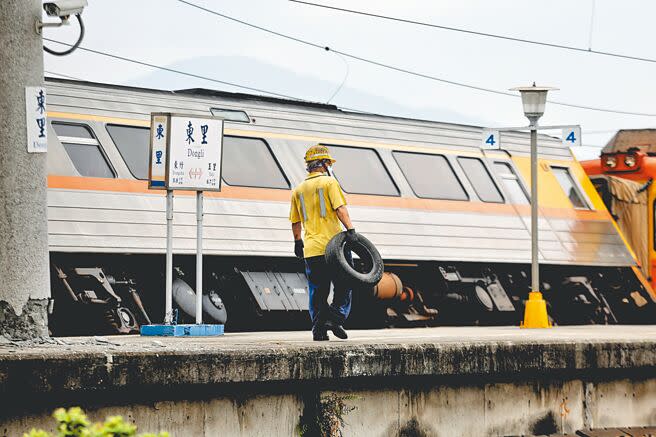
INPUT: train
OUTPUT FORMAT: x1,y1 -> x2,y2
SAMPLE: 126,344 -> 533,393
582,129 -> 656,291
43,78 -> 656,335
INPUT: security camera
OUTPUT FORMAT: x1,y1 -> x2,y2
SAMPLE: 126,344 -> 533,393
43,0 -> 88,18
39,0 -> 87,56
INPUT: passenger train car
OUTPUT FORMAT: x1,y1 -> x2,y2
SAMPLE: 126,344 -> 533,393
44,78 -> 655,334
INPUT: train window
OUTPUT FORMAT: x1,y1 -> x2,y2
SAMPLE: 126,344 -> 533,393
393,151 -> 468,200
222,136 -> 289,189
210,108 -> 250,123
551,166 -> 589,209
457,157 -> 503,203
326,145 -> 399,196
492,162 -> 529,204
106,125 -> 150,180
52,123 -> 93,139
53,122 -> 115,178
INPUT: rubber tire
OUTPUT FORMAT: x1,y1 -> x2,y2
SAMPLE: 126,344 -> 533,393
325,231 -> 384,287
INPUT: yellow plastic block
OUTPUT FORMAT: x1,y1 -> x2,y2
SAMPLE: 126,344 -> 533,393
520,291 -> 552,329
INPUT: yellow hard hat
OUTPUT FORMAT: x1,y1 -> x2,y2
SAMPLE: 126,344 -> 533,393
304,144 -> 336,164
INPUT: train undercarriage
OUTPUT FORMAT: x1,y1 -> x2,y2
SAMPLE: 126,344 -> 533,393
48,253 -> 656,336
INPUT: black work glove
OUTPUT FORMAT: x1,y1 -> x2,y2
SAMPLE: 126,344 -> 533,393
345,228 -> 359,245
294,239 -> 304,259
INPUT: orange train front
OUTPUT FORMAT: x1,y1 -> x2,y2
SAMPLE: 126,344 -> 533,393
44,79 -> 655,334
582,129 -> 656,293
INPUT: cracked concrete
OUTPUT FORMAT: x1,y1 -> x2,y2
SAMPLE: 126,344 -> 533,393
0,300 -> 48,340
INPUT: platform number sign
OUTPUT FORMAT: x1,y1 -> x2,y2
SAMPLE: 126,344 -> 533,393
481,129 -> 500,150
562,126 -> 581,147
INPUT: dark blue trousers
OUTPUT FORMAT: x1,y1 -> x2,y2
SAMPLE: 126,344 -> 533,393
304,255 -> 352,331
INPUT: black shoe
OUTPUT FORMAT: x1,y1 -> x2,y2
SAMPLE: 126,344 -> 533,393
324,320 -> 348,340
312,330 -> 329,341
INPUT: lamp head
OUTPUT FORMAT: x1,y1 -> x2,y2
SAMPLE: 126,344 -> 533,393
510,82 -> 558,119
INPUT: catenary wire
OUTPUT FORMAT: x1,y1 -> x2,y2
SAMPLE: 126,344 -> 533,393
44,70 -> 84,80
587,0 -> 597,51
326,50 -> 350,104
176,0 -> 656,117
289,0 -> 656,66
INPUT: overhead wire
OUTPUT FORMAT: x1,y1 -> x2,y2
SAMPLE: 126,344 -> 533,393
587,0 -> 597,51
176,0 -> 656,117
44,70 -> 83,80
325,50 -> 350,104
290,0 -> 656,66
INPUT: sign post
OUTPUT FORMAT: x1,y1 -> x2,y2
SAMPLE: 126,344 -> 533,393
141,113 -> 224,337
196,191 -> 203,325
165,190 -> 174,324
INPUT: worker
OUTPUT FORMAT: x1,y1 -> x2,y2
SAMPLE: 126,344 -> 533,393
289,145 -> 359,341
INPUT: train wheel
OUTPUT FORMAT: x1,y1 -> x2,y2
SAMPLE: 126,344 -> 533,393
105,306 -> 138,334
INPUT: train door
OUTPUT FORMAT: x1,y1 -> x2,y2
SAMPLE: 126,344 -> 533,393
591,176 -> 652,284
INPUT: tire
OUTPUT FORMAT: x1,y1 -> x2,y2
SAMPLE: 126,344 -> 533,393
325,231 -> 384,287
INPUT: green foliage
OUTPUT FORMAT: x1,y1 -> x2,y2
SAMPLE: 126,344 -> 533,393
297,393 -> 357,437
53,407 -> 89,436
22,407 -> 169,437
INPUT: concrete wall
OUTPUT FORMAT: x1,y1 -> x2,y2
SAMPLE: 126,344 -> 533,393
2,377 -> 655,437
2,394 -> 304,437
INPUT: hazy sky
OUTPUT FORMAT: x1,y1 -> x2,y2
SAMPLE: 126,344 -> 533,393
44,0 -> 656,159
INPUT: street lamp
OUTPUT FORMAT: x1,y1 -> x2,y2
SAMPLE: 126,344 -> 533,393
510,83 -> 558,328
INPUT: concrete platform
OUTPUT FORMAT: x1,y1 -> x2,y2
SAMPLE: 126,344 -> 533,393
2,326 -> 656,436
2,325 -> 656,391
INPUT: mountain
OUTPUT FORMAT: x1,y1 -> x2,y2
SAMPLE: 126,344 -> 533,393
129,55 -> 492,127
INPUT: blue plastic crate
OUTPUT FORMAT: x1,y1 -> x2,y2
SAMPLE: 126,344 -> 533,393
140,324 -> 224,337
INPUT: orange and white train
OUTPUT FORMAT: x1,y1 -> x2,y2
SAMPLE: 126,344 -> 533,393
44,78 -> 655,334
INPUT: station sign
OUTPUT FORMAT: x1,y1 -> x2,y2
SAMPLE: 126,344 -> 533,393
149,114 -> 168,189
149,113 -> 224,191
25,86 -> 47,153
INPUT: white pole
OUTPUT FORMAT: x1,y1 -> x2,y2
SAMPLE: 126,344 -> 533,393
529,117 -> 539,292
164,190 -> 174,324
196,191 -> 203,324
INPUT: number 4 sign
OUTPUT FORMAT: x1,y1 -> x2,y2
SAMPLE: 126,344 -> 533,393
562,126 -> 581,147
481,129 -> 500,150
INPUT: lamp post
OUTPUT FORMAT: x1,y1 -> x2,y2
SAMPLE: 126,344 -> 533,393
510,83 -> 558,328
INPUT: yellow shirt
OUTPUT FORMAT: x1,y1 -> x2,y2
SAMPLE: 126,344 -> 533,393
289,173 -> 347,258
